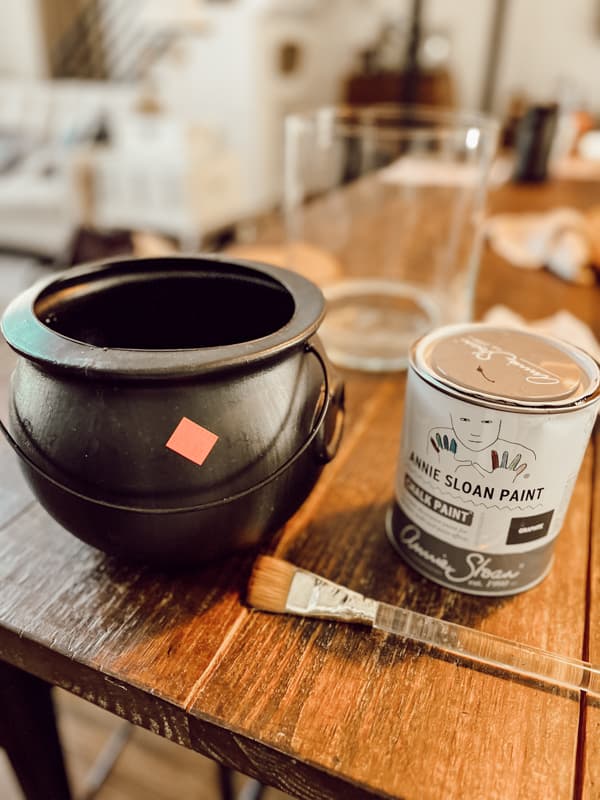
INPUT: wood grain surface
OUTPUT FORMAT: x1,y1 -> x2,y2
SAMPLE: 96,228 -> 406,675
0,179 -> 598,800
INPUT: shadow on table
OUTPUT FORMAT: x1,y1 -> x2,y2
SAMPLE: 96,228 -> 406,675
275,499 -> 594,704
274,499 -> 509,629
63,497 -> 591,706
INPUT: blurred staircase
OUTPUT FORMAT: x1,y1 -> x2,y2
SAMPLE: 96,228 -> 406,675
39,0 -> 190,82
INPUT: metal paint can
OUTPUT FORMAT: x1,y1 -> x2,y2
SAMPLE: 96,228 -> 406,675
387,324 -> 600,595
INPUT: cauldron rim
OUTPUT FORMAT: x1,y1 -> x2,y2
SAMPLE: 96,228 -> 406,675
1,255 -> 325,379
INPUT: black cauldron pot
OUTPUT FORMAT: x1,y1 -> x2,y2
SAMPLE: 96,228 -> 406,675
0,255 -> 344,567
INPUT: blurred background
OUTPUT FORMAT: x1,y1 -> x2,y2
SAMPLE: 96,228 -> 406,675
1,2 -> 600,798
0,0 -> 598,267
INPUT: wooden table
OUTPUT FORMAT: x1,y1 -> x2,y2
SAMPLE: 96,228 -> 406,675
0,180 -> 599,800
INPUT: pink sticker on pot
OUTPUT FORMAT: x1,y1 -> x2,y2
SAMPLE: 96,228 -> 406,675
165,417 -> 218,466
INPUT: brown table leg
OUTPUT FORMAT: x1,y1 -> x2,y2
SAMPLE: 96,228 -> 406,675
0,660 -> 72,800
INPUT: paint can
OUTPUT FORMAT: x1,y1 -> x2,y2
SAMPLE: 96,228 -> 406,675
387,324 -> 600,596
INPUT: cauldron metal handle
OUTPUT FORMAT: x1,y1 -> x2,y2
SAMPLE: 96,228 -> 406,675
0,344 -> 340,515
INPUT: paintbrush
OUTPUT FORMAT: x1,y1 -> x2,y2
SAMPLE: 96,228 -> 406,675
248,555 -> 600,698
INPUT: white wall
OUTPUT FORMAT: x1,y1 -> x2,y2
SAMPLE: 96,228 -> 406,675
424,0 -> 493,111
0,0 -> 47,78
495,0 -> 600,112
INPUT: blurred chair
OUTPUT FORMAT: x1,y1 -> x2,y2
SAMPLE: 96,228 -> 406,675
84,113 -> 242,252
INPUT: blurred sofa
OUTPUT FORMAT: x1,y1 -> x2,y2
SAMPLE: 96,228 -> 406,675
0,79 -> 242,258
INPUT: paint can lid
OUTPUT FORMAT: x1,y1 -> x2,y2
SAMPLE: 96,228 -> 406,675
413,324 -> 600,408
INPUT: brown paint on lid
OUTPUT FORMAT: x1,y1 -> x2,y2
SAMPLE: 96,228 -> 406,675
422,327 -> 597,404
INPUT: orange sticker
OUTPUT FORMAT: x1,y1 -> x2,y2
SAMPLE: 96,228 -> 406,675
165,417 -> 218,466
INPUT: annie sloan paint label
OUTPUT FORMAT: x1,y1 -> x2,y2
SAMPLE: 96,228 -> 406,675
388,325 -> 600,596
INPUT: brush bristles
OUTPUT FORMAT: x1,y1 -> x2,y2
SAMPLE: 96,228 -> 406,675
247,555 -> 297,613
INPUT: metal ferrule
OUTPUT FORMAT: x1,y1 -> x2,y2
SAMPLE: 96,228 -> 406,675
285,570 -> 377,625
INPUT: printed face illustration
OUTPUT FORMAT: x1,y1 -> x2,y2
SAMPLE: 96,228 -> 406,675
450,411 -> 501,452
